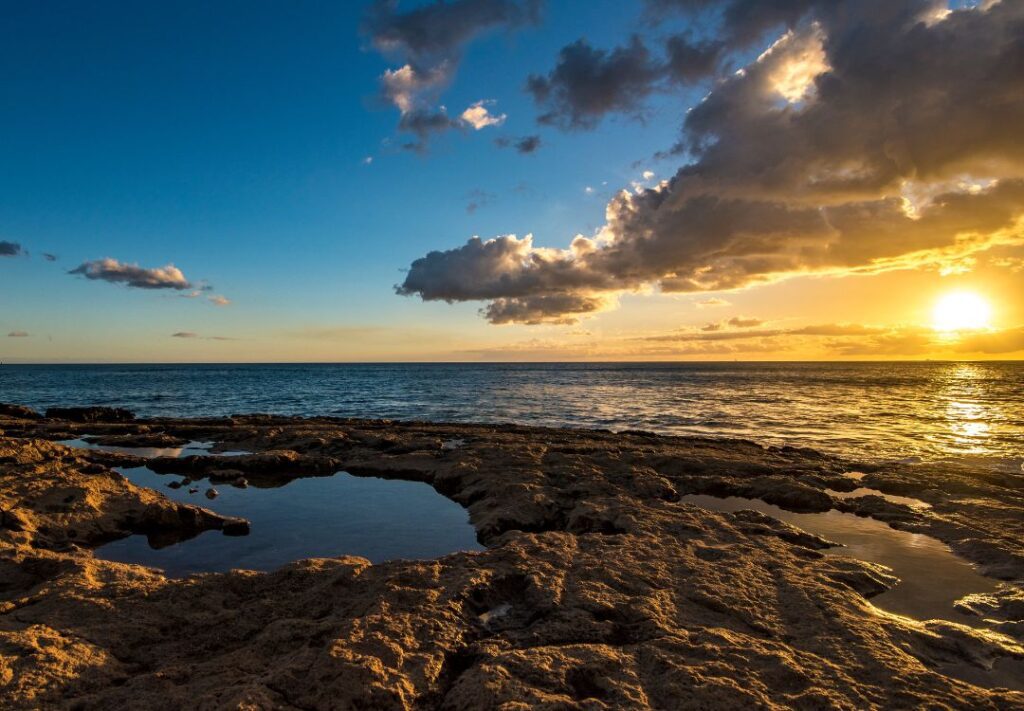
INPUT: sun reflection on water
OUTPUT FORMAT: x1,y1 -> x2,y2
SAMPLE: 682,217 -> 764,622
939,363 -> 993,456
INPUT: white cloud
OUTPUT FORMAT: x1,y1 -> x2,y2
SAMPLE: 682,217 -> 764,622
70,258 -> 193,290
459,100 -> 506,130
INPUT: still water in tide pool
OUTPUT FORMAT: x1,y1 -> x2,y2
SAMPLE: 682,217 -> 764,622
680,495 -> 996,625
98,465 -> 483,576
61,434 -> 1000,627
4,361 -> 1023,469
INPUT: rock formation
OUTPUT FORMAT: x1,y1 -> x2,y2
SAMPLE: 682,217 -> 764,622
1,405 -> 1022,709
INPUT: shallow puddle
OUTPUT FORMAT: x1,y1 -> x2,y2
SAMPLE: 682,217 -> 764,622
58,438 -> 249,459
98,466 -> 483,575
680,494 -> 997,625
825,486 -> 932,509
62,438 -> 482,574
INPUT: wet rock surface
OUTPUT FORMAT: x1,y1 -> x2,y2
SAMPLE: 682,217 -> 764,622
1,406 -> 1022,709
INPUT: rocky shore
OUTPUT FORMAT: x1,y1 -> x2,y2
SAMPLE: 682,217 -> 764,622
1,404 -> 1023,709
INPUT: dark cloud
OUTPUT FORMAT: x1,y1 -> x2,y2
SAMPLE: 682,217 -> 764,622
42,253 -> 58,262
366,0 -> 540,146
495,134 -> 542,153
645,0 -> 820,49
0,241 -> 25,257
466,189 -> 496,214
171,331 -> 233,341
482,294 -> 611,325
398,107 -> 460,151
365,0 -> 540,62
664,35 -> 724,84
527,36 -> 663,130
7,331 -> 29,338
401,1 -> 1024,323
70,258 -> 194,290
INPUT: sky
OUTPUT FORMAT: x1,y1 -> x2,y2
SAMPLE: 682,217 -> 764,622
1,0 -> 1023,362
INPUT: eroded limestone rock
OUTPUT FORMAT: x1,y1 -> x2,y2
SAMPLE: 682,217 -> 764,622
1,407 -> 1022,709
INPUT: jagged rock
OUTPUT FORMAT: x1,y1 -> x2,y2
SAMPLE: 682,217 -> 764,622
221,517 -> 250,536
85,432 -> 188,447
0,409 -> 1022,709
0,404 -> 41,420
44,406 -> 135,423
208,468 -> 244,483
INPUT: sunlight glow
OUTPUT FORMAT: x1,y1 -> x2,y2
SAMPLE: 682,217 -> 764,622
931,291 -> 992,332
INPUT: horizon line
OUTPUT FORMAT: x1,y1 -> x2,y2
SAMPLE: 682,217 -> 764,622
2,359 -> 1022,366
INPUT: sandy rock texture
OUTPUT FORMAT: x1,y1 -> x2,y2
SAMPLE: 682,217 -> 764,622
1,405 -> 1022,709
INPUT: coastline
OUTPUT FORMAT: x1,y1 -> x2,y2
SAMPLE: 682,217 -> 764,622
1,404 -> 1023,708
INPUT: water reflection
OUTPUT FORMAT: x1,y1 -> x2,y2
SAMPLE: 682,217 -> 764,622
58,438 -> 248,459
98,466 -> 482,576
681,494 -> 996,625
936,363 -> 996,456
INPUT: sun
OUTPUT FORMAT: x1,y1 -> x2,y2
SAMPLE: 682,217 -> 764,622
931,291 -> 992,332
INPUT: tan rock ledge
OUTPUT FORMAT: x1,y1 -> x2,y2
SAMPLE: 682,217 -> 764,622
1,406 -> 1022,709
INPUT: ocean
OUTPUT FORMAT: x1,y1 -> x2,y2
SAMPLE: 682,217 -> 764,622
2,361 -> 1021,470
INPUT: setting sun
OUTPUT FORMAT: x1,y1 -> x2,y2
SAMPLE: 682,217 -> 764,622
932,291 -> 993,332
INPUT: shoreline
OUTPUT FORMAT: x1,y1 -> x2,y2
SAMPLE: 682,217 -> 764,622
2,404 -> 1023,708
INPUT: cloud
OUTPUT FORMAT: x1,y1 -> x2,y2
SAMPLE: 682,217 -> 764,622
527,36 -> 663,130
483,293 -> 615,325
365,0 -> 540,61
644,322 -> 892,344
644,0 -> 821,53
460,100 -> 506,129
7,331 -> 29,338
699,317 -> 763,331
401,1 -> 1024,323
462,320 -> 1024,359
664,34 -> 724,84
42,253 -> 58,262
635,321 -> 1024,357
824,324 -> 1024,357
495,134 -> 542,154
953,327 -> 1024,355
171,331 -> 233,341
396,107 -> 460,151
696,297 -> 730,308
69,258 -> 194,290
525,22 -> 726,131
0,241 -> 25,257
380,63 -> 449,118
365,0 -> 540,147
466,189 -> 496,214
208,295 -> 231,306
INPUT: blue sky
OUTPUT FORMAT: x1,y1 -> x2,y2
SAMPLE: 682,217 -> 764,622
1,2 -> 689,356
3,0 -> 1023,361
